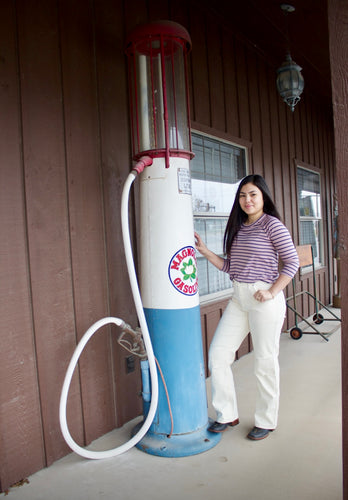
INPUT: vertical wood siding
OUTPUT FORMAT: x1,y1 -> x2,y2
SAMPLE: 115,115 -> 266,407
0,0 -> 336,490
0,2 -> 46,487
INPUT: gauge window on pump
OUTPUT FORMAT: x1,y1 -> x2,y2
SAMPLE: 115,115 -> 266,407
191,132 -> 247,300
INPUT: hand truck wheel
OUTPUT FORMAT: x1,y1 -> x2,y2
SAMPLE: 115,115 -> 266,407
313,313 -> 324,325
290,327 -> 303,340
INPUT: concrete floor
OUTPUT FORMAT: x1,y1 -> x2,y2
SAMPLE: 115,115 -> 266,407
3,309 -> 342,500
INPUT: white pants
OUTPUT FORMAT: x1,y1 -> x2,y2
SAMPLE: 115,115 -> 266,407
209,280 -> 286,429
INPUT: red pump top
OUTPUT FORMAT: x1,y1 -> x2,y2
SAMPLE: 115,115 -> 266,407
125,20 -> 192,55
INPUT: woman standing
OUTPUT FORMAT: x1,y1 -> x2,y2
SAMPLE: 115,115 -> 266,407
195,174 -> 299,440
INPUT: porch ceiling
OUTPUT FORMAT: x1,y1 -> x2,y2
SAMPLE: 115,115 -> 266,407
208,0 -> 331,105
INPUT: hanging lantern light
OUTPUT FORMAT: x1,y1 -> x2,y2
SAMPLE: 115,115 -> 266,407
276,4 -> 304,112
276,52 -> 304,112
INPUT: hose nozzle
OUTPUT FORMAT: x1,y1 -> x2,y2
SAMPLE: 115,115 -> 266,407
118,321 -> 147,359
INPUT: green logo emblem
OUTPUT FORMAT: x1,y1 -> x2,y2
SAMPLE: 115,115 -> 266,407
180,259 -> 196,282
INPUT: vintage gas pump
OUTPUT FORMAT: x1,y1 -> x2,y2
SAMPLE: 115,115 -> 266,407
59,21 -> 220,461
125,21 -> 220,456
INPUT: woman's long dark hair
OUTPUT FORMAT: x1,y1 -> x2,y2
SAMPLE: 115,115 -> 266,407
223,174 -> 281,255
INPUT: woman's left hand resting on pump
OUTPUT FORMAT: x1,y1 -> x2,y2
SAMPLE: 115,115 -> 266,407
195,232 -> 292,303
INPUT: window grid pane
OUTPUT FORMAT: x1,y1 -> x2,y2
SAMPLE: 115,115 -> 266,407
191,132 -> 247,296
194,217 -> 232,295
299,220 -> 322,266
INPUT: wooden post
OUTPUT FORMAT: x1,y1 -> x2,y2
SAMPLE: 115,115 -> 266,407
328,0 -> 348,495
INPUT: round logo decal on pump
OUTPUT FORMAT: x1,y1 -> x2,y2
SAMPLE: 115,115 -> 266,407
168,246 -> 198,296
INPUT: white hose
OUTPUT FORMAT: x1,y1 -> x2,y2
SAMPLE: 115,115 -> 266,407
59,171 -> 158,459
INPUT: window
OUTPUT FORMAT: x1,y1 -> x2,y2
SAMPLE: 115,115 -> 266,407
297,166 -> 323,268
191,132 -> 247,299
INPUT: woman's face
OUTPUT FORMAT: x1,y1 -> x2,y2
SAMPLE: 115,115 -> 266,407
239,182 -> 264,220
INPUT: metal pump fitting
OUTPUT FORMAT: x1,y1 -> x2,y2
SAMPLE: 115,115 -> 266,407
118,321 -> 147,359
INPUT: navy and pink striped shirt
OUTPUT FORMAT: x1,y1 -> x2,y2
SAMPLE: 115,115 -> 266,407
221,214 -> 299,284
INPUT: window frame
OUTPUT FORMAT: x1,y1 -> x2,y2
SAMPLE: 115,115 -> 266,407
191,128 -> 249,303
296,162 -> 324,274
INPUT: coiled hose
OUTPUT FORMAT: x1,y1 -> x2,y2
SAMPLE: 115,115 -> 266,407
59,161 -> 158,459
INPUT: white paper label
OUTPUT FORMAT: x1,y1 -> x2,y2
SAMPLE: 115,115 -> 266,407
177,168 -> 192,195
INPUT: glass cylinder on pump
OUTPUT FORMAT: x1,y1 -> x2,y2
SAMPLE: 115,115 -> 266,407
125,21 -> 193,167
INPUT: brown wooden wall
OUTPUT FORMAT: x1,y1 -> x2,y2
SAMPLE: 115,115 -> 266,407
0,0 -> 336,491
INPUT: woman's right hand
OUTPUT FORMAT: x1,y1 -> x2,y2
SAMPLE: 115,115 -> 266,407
194,232 -> 208,255
194,232 -> 225,270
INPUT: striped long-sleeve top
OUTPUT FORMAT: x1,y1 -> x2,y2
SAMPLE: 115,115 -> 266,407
221,214 -> 299,283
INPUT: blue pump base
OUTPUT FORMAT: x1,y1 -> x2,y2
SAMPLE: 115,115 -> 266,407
133,420 -> 221,457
